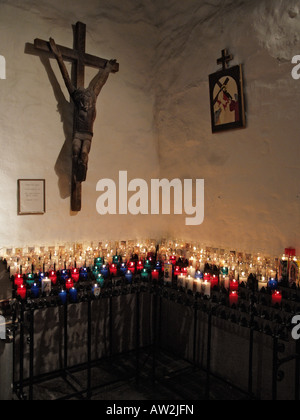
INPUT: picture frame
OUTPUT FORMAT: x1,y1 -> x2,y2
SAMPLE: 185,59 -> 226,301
209,64 -> 246,133
17,179 -> 46,215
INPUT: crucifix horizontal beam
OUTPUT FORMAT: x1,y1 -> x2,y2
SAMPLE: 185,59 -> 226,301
34,37 -> 115,68
34,22 -> 119,89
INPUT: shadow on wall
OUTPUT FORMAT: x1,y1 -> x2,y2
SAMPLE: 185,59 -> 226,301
39,55 -> 73,200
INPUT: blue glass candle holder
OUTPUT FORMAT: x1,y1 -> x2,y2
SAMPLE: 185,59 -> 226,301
80,267 -> 88,280
31,283 -> 40,299
120,263 -> 127,275
39,272 -> 46,281
268,278 -> 278,290
195,271 -> 203,280
58,290 -> 67,305
125,270 -> 133,283
155,261 -> 162,272
100,265 -> 109,279
61,269 -> 69,282
69,287 -> 78,303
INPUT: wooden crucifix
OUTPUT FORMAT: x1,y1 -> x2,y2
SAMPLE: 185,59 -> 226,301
33,22 -> 119,212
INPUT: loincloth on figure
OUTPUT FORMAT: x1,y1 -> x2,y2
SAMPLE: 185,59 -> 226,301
72,132 -> 93,183
73,132 -> 93,157
73,131 -> 93,142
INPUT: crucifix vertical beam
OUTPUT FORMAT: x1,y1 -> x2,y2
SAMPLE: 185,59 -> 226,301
32,22 -> 119,213
71,22 -> 86,212
73,21 -> 86,88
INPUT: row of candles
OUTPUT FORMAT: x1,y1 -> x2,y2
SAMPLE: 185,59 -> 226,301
11,253 -> 286,307
2,242 -> 299,287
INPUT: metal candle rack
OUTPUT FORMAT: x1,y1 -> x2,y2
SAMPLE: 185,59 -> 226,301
9,267 -> 300,401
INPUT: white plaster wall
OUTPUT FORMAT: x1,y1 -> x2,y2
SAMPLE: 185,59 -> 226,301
0,0 -> 299,256
152,0 -> 300,256
0,0 -> 161,247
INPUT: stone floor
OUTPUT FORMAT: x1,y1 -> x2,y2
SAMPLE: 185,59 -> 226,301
19,349 -> 250,400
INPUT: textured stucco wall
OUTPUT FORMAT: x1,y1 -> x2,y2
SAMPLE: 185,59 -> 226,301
0,0 -> 299,255
152,0 -> 300,255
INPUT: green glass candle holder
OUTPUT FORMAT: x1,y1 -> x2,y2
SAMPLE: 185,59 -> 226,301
94,257 -> 103,269
26,274 -> 35,287
96,273 -> 105,287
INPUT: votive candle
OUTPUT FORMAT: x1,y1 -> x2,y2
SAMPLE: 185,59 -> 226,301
272,290 -> 282,306
229,291 -> 238,307
17,284 -> 27,300
151,269 -> 159,281
71,268 -> 80,283
202,280 -> 211,298
230,279 -> 239,291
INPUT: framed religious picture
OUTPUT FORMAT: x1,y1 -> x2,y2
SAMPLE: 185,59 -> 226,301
18,179 -> 46,215
209,64 -> 246,133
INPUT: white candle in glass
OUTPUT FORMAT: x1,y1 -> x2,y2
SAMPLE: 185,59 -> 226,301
186,275 -> 194,291
11,262 -> 18,276
239,271 -> 248,284
188,266 -> 196,278
178,274 -> 186,288
76,256 -> 84,269
201,280 -> 211,298
42,278 -> 51,296
258,276 -> 268,291
195,279 -> 202,293
93,283 -> 101,297
163,262 -> 173,285
219,274 -> 224,287
190,257 -> 197,268
249,264 -> 256,274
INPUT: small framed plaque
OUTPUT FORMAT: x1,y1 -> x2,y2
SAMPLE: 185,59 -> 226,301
18,179 -> 45,215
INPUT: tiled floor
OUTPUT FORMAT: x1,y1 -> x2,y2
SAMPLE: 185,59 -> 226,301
21,349 -> 249,400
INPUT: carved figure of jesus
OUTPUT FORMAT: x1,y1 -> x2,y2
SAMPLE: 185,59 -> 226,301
49,38 -> 116,183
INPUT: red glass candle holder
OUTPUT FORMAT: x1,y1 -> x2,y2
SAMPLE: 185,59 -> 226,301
210,275 -> 219,288
170,256 -> 177,266
66,278 -> 74,290
128,262 -> 136,274
174,266 -> 181,277
17,284 -> 27,300
49,270 -> 57,285
272,290 -> 282,306
14,274 -> 24,287
151,269 -> 159,281
230,279 -> 239,292
71,268 -> 80,283
137,261 -> 144,272
110,264 -> 118,277
204,273 -> 211,281
229,291 -> 238,307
